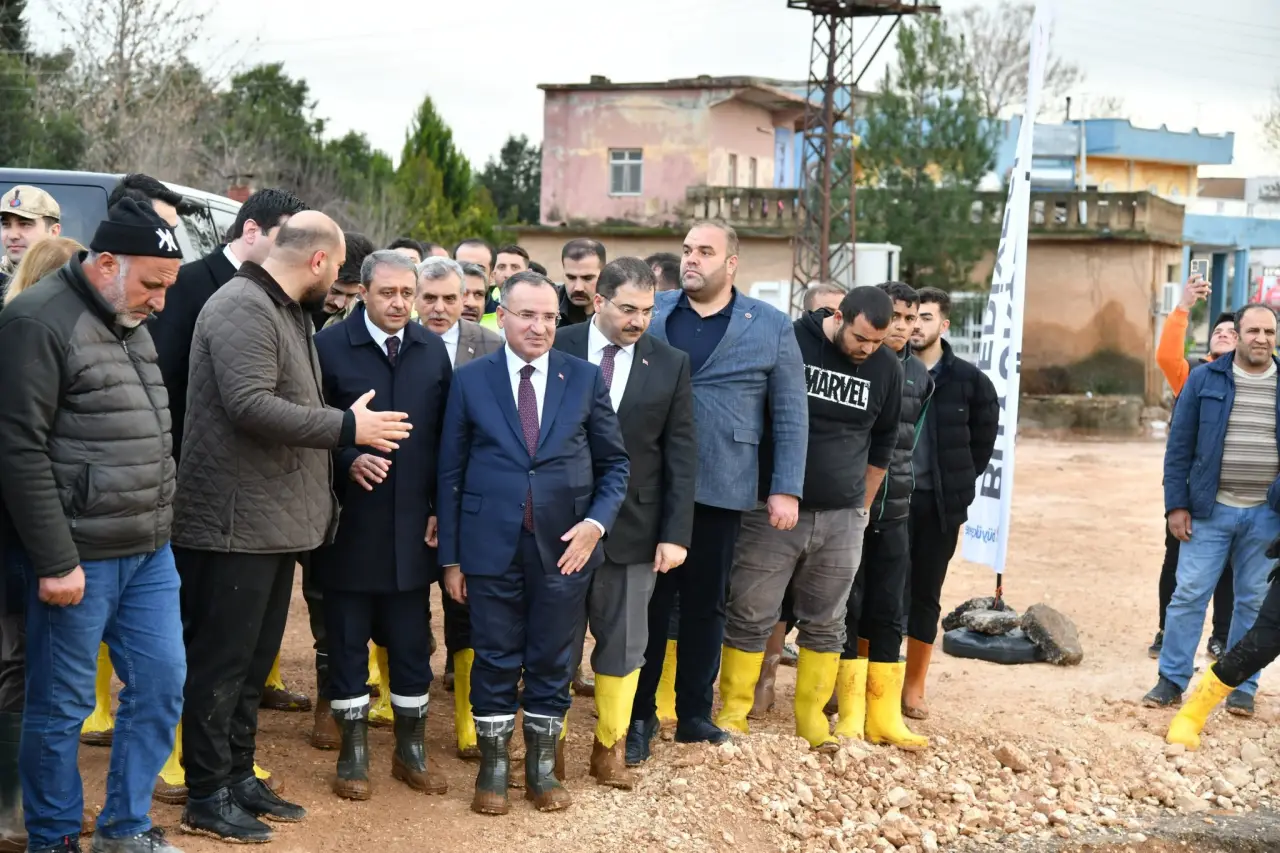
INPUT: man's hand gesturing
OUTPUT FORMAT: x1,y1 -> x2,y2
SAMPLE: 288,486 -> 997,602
350,389 -> 412,452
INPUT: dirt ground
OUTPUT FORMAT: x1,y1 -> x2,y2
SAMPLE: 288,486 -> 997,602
73,437 -> 1279,851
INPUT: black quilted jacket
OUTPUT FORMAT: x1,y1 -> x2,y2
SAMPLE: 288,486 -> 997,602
173,262 -> 355,553
870,347 -> 933,523
0,255 -> 176,577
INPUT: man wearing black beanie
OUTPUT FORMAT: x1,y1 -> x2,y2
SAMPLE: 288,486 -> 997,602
0,198 -> 186,853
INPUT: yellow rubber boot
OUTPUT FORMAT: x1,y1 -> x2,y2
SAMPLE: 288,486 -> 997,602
794,649 -> 840,751
833,658 -> 868,739
656,640 -> 678,723
595,671 -> 640,749
713,647 -> 764,735
265,652 -> 286,691
369,645 -> 393,726
453,649 -> 479,758
159,723 -> 184,785
367,646 -> 381,691
254,764 -> 271,780
1167,667 -> 1234,751
865,662 -> 927,751
81,643 -> 115,744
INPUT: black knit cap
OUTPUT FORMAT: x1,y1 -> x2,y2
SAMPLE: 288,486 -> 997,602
89,198 -> 183,260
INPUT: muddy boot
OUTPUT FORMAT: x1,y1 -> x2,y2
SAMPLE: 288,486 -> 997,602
471,717 -> 514,815
260,652 -> 311,712
571,666 -> 595,698
331,700 -> 371,800
309,653 -> 340,750
524,715 -> 571,811
391,700 -> 447,795
749,623 -> 786,720
0,713 -> 24,853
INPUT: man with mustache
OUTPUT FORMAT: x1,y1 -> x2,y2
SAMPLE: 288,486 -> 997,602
559,239 -> 605,327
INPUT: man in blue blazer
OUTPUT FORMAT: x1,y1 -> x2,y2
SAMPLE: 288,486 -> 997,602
312,250 -> 453,803
438,271 -> 629,816
627,221 -> 809,762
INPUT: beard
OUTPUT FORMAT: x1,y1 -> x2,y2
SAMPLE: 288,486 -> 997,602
911,329 -> 940,352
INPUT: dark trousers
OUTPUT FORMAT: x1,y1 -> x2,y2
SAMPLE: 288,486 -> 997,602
325,588 -> 433,701
633,503 -> 743,723
1216,578 -> 1280,687
905,490 -> 961,645
178,549 -> 295,799
0,614 -> 22,714
846,519 -> 910,662
298,552 -> 329,693
467,530 -> 593,718
1158,528 -> 1234,640
439,579 -> 472,656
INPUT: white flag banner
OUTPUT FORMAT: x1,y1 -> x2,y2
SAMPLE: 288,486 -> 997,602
960,3 -> 1053,574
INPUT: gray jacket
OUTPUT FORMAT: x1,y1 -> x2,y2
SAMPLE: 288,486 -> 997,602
0,256 -> 176,577
173,262 -> 354,554
647,289 -> 808,510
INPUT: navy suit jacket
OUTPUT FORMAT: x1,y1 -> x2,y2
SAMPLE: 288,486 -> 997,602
312,305 -> 452,592
437,347 -> 630,577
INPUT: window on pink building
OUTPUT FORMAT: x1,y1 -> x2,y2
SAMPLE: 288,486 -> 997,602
610,149 -> 643,195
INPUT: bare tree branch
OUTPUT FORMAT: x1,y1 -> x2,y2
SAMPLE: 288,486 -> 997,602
1265,84 -> 1280,158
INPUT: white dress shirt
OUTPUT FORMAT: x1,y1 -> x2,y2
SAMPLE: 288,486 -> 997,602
505,347 -> 603,535
440,320 -> 461,366
222,244 -> 243,270
364,310 -> 405,357
587,318 -> 635,412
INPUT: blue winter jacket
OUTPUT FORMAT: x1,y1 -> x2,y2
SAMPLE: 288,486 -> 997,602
1164,354 -> 1280,518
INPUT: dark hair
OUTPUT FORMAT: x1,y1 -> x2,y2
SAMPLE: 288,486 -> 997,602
229,187 -> 307,241
1235,303 -> 1278,332
646,252 -> 680,286
1213,312 -> 1237,329
387,237 -> 426,258
500,269 -> 557,304
838,285 -> 893,330
529,260 -> 547,276
916,286 -> 951,318
108,173 -> 197,216
422,241 -> 444,256
338,231 -> 375,284
453,238 -> 495,265
597,257 -> 656,300
877,281 -> 919,307
496,244 -> 530,263
562,238 -> 606,265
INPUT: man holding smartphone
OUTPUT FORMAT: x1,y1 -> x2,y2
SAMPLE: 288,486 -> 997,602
1152,272 -> 1239,663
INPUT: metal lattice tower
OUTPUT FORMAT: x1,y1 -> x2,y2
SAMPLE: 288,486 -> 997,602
787,0 -> 938,315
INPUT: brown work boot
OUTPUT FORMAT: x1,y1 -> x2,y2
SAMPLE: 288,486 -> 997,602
310,700 -> 341,751
261,684 -> 312,713
472,718 -> 514,815
588,737 -> 635,790
749,623 -> 786,719
331,703 -> 371,801
391,707 -> 447,795
523,717 -> 571,811
572,666 -> 595,697
553,734 -> 566,782
902,638 -> 933,720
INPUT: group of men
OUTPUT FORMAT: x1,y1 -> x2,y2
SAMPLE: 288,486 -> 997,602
0,173 -> 1002,852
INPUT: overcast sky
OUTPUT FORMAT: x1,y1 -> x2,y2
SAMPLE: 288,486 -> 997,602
28,0 -> 1280,177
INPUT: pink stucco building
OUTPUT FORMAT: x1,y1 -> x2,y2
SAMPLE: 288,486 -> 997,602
538,75 -> 808,227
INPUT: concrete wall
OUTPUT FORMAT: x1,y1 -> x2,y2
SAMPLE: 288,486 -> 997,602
708,99 -> 777,189
1084,158 -> 1197,200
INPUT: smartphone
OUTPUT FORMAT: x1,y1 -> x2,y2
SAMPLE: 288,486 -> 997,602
1190,259 -> 1209,281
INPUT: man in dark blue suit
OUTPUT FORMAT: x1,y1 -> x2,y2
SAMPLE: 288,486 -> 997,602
313,251 -> 453,803
438,270 -> 629,816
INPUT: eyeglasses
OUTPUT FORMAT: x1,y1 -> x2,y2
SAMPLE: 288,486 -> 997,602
603,297 -> 654,319
500,304 -> 560,326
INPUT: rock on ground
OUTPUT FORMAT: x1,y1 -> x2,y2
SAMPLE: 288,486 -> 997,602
1022,603 -> 1084,665
962,608 -> 1023,635
941,596 -> 1016,632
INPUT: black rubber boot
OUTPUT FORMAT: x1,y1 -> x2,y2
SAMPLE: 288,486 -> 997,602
331,702 -> 370,800
470,717 -> 513,815
391,702 -> 446,795
523,716 -> 570,811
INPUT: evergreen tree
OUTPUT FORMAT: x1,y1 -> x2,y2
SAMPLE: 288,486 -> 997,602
477,134 -> 541,223
852,16 -> 996,289
400,95 -> 473,216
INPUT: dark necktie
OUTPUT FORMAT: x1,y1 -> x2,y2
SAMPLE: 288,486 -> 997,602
600,344 -> 621,390
518,364 -> 539,531
385,335 -> 400,366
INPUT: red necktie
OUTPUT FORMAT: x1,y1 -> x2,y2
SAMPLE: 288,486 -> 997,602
518,365 -> 539,531
600,344 -> 620,390
385,335 -> 399,366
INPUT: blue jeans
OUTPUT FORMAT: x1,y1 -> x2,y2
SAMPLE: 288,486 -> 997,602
1159,502 -> 1280,696
22,544 -> 185,847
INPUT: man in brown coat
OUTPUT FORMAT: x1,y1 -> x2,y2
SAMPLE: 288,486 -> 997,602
171,211 -> 413,844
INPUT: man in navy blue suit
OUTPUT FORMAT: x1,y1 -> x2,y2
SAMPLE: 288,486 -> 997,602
313,250 -> 453,803
438,270 -> 629,817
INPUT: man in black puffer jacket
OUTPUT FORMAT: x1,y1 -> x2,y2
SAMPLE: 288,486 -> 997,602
0,200 -> 186,853
842,282 -> 933,749
901,287 -> 999,720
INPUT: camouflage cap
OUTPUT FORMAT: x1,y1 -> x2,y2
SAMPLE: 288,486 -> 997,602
0,185 -> 61,221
